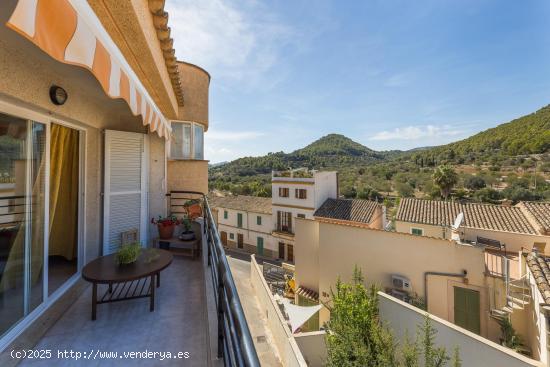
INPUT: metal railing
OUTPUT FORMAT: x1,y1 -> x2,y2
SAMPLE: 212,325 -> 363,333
168,191 -> 260,367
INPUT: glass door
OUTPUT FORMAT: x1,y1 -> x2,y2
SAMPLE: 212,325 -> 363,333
0,113 -> 45,337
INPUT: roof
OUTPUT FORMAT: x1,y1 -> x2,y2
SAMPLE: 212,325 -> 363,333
208,195 -> 272,215
518,201 -> 550,235
396,198 -> 537,235
526,253 -> 550,303
314,198 -> 381,225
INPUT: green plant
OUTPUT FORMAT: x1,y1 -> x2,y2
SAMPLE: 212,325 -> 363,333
324,268 -> 460,367
182,217 -> 192,232
497,317 -> 524,352
116,243 -> 141,265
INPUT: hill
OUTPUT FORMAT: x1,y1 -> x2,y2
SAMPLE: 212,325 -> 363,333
412,105 -> 550,165
209,106 -> 550,200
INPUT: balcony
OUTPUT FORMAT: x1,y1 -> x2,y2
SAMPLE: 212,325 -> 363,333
3,193 -> 260,367
272,168 -> 314,180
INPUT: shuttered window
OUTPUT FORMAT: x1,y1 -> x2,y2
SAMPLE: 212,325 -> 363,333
278,187 -> 289,197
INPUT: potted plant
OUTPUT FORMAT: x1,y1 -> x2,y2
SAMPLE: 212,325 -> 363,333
179,217 -> 196,240
116,243 -> 141,265
151,215 -> 180,239
184,199 -> 203,220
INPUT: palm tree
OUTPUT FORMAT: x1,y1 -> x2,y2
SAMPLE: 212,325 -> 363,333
433,165 -> 458,199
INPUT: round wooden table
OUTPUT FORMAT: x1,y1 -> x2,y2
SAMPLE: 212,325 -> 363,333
82,249 -> 173,320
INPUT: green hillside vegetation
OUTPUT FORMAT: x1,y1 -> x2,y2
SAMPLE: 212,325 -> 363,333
209,105 -> 550,202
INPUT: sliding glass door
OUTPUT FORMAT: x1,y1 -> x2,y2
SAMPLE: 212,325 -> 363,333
0,113 -> 45,336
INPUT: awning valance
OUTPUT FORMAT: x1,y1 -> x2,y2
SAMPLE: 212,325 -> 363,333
6,0 -> 171,139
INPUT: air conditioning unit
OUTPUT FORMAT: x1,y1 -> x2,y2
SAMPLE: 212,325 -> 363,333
388,289 -> 408,302
391,275 -> 412,292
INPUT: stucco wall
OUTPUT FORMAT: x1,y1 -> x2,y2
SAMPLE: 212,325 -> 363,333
148,134 -> 167,243
312,171 -> 338,210
250,256 -> 307,367
379,292 -> 543,367
295,219 -> 500,338
294,331 -> 327,367
177,62 -> 210,130
167,159 -> 208,194
294,219 -> 320,294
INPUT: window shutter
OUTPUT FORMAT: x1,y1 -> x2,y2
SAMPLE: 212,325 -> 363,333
103,130 -> 148,255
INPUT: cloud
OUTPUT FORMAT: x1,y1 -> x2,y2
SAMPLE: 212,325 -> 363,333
205,130 -> 266,141
166,0 -> 293,87
369,125 -> 464,141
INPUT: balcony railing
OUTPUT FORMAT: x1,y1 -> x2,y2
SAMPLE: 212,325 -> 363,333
168,191 -> 260,367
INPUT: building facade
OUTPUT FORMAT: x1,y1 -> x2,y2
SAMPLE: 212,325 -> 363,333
0,0 -> 209,353
210,169 -> 340,262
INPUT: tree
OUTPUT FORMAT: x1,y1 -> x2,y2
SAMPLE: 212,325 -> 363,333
325,268 -> 397,366
396,182 -> 414,198
325,268 -> 461,367
432,165 -> 458,199
464,175 -> 486,190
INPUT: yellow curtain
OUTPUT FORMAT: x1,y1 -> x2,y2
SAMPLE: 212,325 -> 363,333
48,124 -> 79,260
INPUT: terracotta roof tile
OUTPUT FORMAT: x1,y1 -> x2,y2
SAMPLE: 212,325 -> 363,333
518,201 -> 550,235
314,198 -> 381,224
526,253 -> 550,304
396,198 -> 537,234
208,195 -> 272,214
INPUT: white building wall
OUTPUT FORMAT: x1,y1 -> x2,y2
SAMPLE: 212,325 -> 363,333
313,171 -> 338,210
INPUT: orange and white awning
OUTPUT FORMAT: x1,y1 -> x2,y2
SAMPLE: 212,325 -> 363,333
6,0 -> 171,139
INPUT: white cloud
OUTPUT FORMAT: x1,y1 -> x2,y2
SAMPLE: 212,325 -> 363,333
165,0 -> 293,86
369,125 -> 463,141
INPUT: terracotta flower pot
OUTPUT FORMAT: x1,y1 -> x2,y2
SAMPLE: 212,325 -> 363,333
158,223 -> 175,239
186,203 -> 203,220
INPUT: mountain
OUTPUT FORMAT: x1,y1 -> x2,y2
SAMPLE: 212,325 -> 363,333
209,105 -> 550,200
209,134 -> 384,180
412,105 -> 550,163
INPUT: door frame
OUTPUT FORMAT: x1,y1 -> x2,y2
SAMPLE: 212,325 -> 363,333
0,99 -> 87,352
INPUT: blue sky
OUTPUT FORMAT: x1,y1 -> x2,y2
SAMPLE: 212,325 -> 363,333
166,0 -> 550,163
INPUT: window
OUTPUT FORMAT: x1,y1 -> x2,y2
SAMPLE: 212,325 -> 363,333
170,122 -> 191,159
411,228 -> 423,236
287,244 -> 294,262
193,124 -> 204,160
237,213 -> 243,228
278,242 -> 285,259
257,216 -> 262,225
295,188 -> 307,199
277,211 -> 293,233
297,214 -> 306,219
230,233 -> 234,240
278,187 -> 289,197
223,210 -> 228,219
169,121 -> 204,160
257,237 -> 264,256
237,233 -> 244,248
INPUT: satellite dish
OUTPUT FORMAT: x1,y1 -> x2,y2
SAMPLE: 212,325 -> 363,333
452,212 -> 464,230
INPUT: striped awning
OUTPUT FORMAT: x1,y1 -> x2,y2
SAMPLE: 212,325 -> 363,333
6,0 -> 172,139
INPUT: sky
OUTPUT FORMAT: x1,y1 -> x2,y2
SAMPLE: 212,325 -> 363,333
165,0 -> 550,163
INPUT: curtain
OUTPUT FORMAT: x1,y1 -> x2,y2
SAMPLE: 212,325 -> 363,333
48,124 -> 79,260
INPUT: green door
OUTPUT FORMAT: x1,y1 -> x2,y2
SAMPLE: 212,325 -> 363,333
237,213 -> 243,227
454,287 -> 480,334
257,237 -> 264,256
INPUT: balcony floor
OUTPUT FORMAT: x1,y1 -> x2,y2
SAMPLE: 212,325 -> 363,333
19,256 -> 209,366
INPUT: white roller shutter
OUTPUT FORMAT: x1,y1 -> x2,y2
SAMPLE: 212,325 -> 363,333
103,130 -> 148,255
